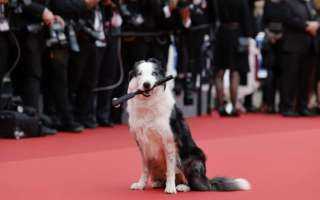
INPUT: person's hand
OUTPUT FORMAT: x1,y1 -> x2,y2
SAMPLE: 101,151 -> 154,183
169,0 -> 179,10
180,7 -> 191,27
85,0 -> 100,9
306,21 -> 320,37
54,15 -> 65,28
0,0 -> 8,5
102,0 -> 111,5
42,8 -> 55,26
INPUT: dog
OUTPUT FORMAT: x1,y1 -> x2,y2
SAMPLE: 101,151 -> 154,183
127,59 -> 251,194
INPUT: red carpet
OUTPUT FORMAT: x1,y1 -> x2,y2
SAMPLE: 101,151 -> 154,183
1,114 -> 320,200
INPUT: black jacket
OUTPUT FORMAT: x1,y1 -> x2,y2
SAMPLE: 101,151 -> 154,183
10,0 -> 48,30
208,0 -> 252,37
49,0 -> 88,20
281,0 -> 318,53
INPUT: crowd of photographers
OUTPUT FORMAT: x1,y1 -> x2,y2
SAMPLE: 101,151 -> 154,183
1,0 -> 320,136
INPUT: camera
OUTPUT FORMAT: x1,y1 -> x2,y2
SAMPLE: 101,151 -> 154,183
46,20 -> 67,48
120,3 -> 144,27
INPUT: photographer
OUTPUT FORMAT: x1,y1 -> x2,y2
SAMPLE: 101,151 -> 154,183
280,0 -> 319,116
96,0 -> 122,127
6,0 -> 70,135
68,0 -> 109,129
42,0 -> 102,133
261,0 -> 286,113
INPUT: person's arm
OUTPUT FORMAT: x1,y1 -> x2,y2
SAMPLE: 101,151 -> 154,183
51,0 -> 100,16
21,0 -> 47,19
0,0 -> 8,4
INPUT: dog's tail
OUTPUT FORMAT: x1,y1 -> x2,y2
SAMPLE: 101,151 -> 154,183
210,177 -> 251,191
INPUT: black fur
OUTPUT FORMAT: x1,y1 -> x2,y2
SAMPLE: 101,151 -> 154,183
170,105 -> 213,191
170,105 -> 249,191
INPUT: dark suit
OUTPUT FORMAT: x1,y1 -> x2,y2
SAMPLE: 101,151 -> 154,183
280,0 -> 318,112
42,0 -> 89,125
68,4 -> 108,127
262,0 -> 286,111
11,0 -> 48,110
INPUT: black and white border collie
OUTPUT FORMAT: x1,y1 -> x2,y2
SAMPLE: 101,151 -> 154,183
127,59 -> 251,194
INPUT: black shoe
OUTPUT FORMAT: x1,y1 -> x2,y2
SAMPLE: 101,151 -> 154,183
299,109 -> 316,117
313,107 -> 320,115
229,109 -> 240,117
218,107 -> 229,117
58,121 -> 84,133
282,110 -> 300,117
266,107 -> 277,114
41,125 -> 57,136
98,119 -> 114,127
81,120 -> 98,129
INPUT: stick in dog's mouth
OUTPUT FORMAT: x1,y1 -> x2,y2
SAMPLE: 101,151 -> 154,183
142,90 -> 151,97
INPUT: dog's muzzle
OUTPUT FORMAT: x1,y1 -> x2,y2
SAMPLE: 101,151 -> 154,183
142,82 -> 152,97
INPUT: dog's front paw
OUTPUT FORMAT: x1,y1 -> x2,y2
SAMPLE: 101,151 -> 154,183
176,184 -> 190,192
164,182 -> 177,194
130,182 -> 146,190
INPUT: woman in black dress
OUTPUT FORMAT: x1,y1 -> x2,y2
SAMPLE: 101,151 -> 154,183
211,0 -> 252,116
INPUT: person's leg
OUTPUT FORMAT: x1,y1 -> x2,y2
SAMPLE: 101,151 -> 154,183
47,48 -> 84,132
215,69 -> 226,115
0,33 -> 9,83
280,53 -> 300,116
76,44 -> 105,128
229,70 -> 240,116
20,33 -> 45,110
97,38 -> 119,126
298,53 -> 315,115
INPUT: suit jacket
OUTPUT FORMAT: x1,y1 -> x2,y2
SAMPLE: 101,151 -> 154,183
10,0 -> 48,30
281,0 -> 317,53
207,0 -> 252,37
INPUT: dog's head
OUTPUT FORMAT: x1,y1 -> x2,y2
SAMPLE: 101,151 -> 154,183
128,58 -> 166,98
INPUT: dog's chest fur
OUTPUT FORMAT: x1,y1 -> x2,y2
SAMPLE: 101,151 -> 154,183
128,89 -> 176,180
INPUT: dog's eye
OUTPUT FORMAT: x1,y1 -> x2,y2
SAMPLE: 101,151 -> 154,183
137,72 -> 142,76
152,72 -> 158,76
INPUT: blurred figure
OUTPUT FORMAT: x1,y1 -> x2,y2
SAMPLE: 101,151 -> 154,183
182,0 -> 210,105
261,0 -> 286,113
10,0 -> 67,135
210,0 -> 252,117
42,0 -> 101,133
280,0 -> 319,117
96,1 -> 122,127
68,0 -> 108,129
0,0 -> 10,88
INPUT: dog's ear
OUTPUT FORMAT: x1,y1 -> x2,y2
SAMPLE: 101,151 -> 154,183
128,69 -> 136,81
129,60 -> 145,81
147,58 -> 162,68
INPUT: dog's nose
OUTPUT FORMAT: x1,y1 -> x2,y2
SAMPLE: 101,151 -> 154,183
143,82 -> 151,90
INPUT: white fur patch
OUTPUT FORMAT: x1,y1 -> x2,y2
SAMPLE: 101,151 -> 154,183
234,178 -> 251,190
176,184 -> 190,192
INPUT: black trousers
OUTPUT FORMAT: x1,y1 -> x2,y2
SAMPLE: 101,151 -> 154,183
96,37 -> 119,122
280,51 -> 315,111
0,33 -> 10,85
69,39 -> 105,122
15,31 -> 45,111
43,48 -> 74,123
263,42 -> 282,109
